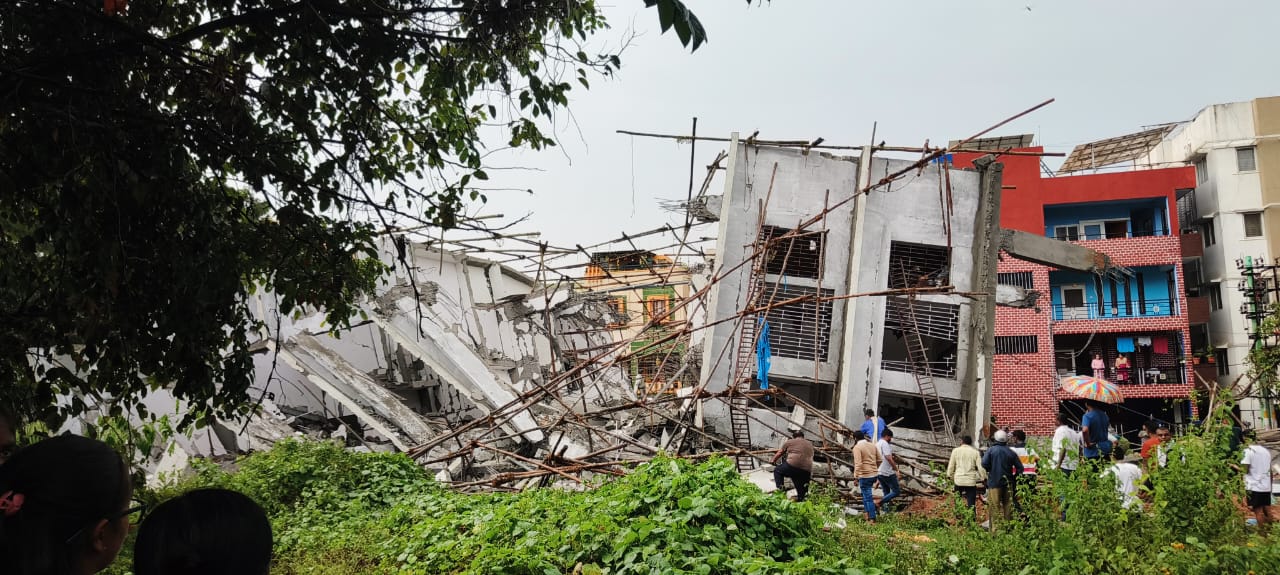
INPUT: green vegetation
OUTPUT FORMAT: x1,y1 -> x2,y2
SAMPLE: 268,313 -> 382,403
106,433 -> 1280,575
0,0 -> 732,431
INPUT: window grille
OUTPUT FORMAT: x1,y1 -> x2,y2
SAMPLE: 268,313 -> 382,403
760,282 -> 834,361
760,226 -> 825,279
997,272 -> 1034,289
887,241 -> 951,288
995,335 -> 1038,354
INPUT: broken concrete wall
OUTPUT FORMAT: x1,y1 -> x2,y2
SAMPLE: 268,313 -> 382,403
841,157 -> 984,442
698,141 -> 859,440
700,139 -> 990,445
240,239 -> 632,470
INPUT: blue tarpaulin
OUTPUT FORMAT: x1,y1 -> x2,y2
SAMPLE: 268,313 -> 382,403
756,319 -> 772,390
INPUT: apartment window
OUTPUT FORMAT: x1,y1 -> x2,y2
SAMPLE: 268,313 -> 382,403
1195,158 -> 1208,184
997,271 -> 1034,290
606,296 -> 628,327
1215,348 -> 1230,376
644,295 -> 671,323
878,390 -> 966,434
1208,282 -> 1223,311
882,297 -> 960,379
887,241 -> 951,289
1237,147 -> 1257,172
1244,212 -> 1264,238
994,335 -> 1038,355
1201,218 -> 1216,246
760,226 -> 825,279
1054,225 -> 1080,241
754,377 -> 834,411
760,283 -> 835,361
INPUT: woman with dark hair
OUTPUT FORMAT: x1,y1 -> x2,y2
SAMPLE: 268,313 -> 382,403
0,434 -> 136,575
134,488 -> 273,575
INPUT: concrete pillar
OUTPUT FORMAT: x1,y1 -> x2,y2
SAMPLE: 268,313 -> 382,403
835,146 -> 873,426
967,156 -> 1004,441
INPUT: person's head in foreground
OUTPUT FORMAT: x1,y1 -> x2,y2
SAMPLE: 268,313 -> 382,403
134,488 -> 273,575
0,407 -> 19,464
0,434 -> 134,575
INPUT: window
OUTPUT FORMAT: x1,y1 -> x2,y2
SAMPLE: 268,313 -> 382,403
1237,147 -> 1257,172
1208,282 -> 1223,311
995,335 -> 1038,354
1215,348 -> 1230,376
877,390 -> 966,434
1201,218 -> 1216,246
606,296 -> 628,327
887,241 -> 951,289
1195,158 -> 1208,184
645,296 -> 671,323
760,283 -> 835,361
751,377 -> 834,411
1054,225 -> 1081,241
997,271 -> 1034,289
760,226 -> 825,279
882,298 -> 960,379
1244,212 -> 1264,238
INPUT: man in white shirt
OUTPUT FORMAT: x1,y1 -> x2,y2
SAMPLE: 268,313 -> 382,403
876,428 -> 901,512
1051,413 -> 1080,476
1102,445 -> 1143,511
1239,430 -> 1273,532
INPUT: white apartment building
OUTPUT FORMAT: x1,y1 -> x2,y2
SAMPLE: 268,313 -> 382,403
1137,96 -> 1280,426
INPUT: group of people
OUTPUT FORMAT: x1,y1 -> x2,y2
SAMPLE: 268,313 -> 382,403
771,410 -> 901,523
0,415 -> 274,575
946,402 -> 1275,531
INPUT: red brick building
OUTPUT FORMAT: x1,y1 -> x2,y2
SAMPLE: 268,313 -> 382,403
954,147 -> 1208,439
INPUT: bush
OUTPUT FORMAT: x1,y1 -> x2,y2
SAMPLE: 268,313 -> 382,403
104,435 -> 1278,575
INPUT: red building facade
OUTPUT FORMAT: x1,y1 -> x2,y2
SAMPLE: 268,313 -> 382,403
955,149 -> 1205,437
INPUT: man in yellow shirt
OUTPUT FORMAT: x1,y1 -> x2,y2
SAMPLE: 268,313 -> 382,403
946,434 -> 986,510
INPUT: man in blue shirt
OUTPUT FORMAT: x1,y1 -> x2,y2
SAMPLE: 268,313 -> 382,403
860,409 -> 886,442
1080,402 -> 1113,463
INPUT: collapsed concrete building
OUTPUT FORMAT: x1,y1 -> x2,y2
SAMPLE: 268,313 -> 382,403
176,128 -> 1018,498
695,137 -> 1003,466
241,240 -> 659,485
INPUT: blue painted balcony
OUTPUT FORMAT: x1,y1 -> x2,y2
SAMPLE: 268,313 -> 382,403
1044,197 -> 1171,241
1049,265 -> 1180,322
1050,298 -> 1176,321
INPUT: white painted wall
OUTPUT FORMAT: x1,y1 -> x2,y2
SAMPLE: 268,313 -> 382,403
1140,100 -> 1268,421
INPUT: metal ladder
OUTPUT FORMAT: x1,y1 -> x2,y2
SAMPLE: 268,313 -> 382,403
892,269 -> 954,444
726,244 -> 771,472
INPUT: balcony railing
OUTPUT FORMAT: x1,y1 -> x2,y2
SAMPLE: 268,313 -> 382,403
1051,299 -> 1177,321
1052,228 -> 1169,241
881,359 -> 957,380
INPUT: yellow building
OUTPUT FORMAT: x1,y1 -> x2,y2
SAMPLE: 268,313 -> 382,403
583,251 -> 693,394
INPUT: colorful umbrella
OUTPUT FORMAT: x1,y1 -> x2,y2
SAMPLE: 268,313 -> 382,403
1060,375 -> 1124,403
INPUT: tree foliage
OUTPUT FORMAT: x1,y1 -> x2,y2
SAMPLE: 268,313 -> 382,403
0,0 -> 722,428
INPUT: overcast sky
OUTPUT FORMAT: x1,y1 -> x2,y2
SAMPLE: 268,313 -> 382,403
469,1 -> 1280,268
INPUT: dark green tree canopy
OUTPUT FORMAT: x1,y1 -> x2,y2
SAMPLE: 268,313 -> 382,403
0,0 -> 718,428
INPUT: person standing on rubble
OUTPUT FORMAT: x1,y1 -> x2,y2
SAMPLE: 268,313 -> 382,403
876,428 -> 901,513
946,434 -> 986,512
853,430 -> 882,522
861,409 -> 887,443
981,430 -> 1023,530
770,429 -> 815,502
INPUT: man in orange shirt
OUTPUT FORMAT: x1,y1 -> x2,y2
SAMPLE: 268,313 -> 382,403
1140,420 -> 1172,471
